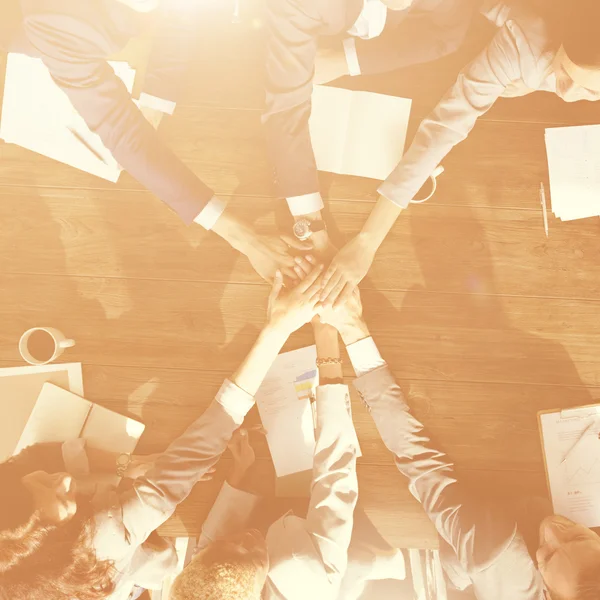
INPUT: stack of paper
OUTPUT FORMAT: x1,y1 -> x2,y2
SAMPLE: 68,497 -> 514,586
255,346 -> 319,480
309,85 -> 412,181
545,124 -> 600,221
0,363 -> 84,461
0,53 -> 136,182
255,346 -> 362,497
539,404 -> 600,528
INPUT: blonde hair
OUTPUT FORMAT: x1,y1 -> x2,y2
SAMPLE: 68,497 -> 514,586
170,544 -> 261,600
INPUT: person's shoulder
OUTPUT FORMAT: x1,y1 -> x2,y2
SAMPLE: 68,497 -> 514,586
21,1 -> 113,58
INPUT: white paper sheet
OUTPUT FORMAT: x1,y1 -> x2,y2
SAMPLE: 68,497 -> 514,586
545,125 -> 600,221
255,346 -> 318,477
0,54 -> 136,182
0,363 -> 83,461
540,405 -> 600,527
309,85 -> 412,181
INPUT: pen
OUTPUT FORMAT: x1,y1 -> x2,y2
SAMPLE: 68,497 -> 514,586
68,127 -> 108,166
539,182 -> 549,238
561,420 -> 596,465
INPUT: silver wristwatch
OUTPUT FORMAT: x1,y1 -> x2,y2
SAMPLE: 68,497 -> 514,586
293,218 -> 327,241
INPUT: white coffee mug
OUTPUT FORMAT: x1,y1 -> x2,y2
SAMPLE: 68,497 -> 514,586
410,165 -> 445,204
19,327 -> 75,365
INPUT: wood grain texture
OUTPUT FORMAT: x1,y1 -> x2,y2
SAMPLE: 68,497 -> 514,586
2,1 -> 600,553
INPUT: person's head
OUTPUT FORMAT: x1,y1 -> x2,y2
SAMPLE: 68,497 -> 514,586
0,458 -> 114,600
380,0 -> 415,10
170,529 -> 269,600
554,1 -> 600,97
537,514 -> 600,599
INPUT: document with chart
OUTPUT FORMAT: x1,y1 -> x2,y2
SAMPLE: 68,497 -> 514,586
539,404 -> 600,527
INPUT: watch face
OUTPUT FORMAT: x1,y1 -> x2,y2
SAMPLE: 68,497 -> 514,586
293,220 -> 310,239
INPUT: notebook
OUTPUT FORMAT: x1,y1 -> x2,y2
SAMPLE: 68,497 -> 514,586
15,382 -> 145,456
538,404 -> 600,528
309,85 -> 412,181
0,363 -> 84,462
0,53 -> 136,182
544,124 -> 600,221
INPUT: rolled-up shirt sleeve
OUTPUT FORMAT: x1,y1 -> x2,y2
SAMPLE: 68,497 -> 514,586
305,384 -> 359,586
378,20 -> 524,208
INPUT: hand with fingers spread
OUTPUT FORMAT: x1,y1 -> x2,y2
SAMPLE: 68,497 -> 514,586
319,234 -> 376,308
317,287 -> 370,345
244,233 -> 314,283
267,262 -> 324,335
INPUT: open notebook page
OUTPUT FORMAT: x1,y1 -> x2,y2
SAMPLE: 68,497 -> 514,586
344,90 -> 411,181
309,85 -> 354,175
82,403 -> 145,455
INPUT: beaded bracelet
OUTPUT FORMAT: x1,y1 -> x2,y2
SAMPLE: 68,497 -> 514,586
316,357 -> 343,366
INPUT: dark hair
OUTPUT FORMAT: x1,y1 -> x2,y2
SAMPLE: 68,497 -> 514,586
0,454 -> 115,600
560,1 -> 600,68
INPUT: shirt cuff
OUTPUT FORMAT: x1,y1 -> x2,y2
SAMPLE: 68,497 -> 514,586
61,439 -> 90,478
193,195 -> 228,230
215,379 -> 255,426
286,192 -> 324,217
138,92 -> 176,116
343,38 -> 362,77
347,336 -> 386,378
377,179 -> 412,209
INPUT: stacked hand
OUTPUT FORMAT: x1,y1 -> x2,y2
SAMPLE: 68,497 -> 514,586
319,234 -> 376,308
244,233 -> 313,283
267,260 -> 324,335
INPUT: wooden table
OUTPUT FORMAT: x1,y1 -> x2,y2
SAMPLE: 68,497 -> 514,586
1,2 -> 600,549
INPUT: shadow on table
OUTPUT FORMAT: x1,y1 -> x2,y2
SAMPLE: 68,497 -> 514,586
359,190 -> 592,543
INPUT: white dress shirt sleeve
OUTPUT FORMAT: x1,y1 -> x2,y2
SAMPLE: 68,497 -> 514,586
304,384 -> 359,585
214,379 -> 255,427
378,18 -> 531,208
343,38 -> 362,77
286,192 -> 325,217
346,336 -> 386,377
138,92 -> 177,116
193,195 -> 228,230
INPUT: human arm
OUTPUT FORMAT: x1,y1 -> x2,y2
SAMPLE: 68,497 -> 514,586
300,319 -> 358,584
22,10 -> 213,224
304,378 -> 358,585
114,266 -> 324,544
262,0 -> 326,219
197,428 -> 263,550
350,0 -> 478,76
319,21 -> 526,306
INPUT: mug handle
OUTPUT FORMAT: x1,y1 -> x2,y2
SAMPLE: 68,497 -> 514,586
409,165 -> 444,205
59,338 -> 76,349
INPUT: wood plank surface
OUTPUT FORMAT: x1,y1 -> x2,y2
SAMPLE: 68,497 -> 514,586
2,0 -> 600,553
